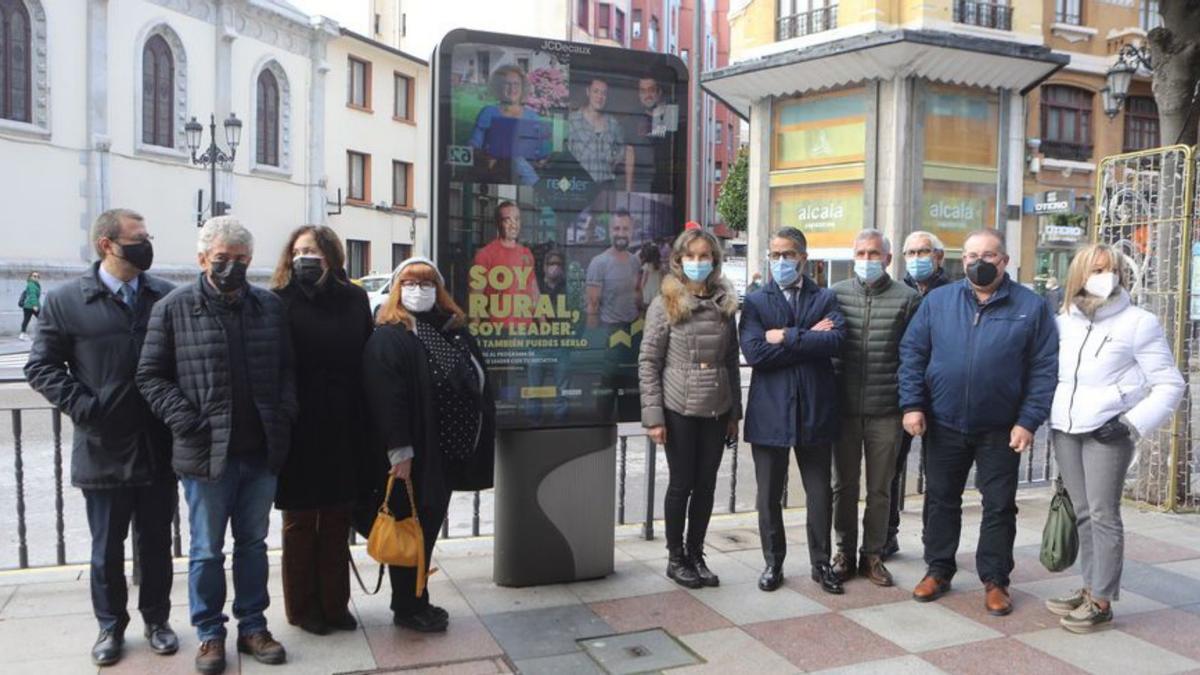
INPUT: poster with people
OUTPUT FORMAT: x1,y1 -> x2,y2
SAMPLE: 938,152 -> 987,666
435,29 -> 687,429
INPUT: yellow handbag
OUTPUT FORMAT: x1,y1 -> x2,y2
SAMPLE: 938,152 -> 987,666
367,475 -> 432,596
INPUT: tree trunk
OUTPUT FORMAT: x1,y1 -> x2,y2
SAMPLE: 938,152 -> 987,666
1149,1 -> 1200,145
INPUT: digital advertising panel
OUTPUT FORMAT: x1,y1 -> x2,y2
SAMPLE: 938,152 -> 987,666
433,29 -> 688,430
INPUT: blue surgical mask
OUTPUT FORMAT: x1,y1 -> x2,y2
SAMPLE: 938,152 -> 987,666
855,259 -> 884,284
682,260 -> 713,282
771,259 -> 800,287
906,256 -> 934,281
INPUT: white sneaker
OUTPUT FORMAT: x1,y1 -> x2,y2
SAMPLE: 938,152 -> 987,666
18,333 -> 28,341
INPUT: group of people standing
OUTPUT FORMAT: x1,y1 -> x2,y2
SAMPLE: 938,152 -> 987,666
638,224 -> 1183,635
26,210 -> 494,672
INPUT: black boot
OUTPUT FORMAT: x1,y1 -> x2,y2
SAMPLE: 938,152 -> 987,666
688,545 -> 720,587
666,548 -> 702,589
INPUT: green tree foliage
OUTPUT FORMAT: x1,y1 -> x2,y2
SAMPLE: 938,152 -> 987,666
717,147 -> 749,233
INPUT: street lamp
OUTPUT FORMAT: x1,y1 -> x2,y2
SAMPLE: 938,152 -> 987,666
185,113 -> 242,223
1103,44 -> 1152,118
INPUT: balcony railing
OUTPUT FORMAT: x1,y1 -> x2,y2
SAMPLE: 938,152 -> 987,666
776,4 -> 838,41
1054,10 -> 1082,25
953,0 -> 1013,30
1042,140 -> 1094,162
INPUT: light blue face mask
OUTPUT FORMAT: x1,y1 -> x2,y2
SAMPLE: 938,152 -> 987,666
906,256 -> 934,281
855,259 -> 884,284
682,260 -> 713,282
771,259 -> 800,287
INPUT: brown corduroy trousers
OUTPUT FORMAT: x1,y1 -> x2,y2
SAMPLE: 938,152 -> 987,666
281,507 -> 352,624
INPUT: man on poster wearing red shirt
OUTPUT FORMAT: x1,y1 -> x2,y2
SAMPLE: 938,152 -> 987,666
473,201 -> 538,327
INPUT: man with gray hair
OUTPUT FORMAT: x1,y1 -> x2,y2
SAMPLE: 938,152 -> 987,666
138,216 -> 297,673
829,230 -> 920,587
26,208 -> 177,666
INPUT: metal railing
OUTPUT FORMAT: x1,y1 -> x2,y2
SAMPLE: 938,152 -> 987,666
776,5 -> 838,41
1042,140 -> 1094,163
953,1 -> 1013,30
3,401 -> 1061,572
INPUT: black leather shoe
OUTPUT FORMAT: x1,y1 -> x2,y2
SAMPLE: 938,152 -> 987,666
812,562 -> 845,595
298,614 -> 329,636
91,628 -> 124,666
144,622 -> 179,655
688,547 -> 720,587
881,535 -> 900,561
758,565 -> 784,592
667,549 -> 703,589
393,605 -> 449,633
326,611 -> 358,632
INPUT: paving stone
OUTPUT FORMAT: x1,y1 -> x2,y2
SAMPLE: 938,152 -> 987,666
686,580 -> 827,625
673,549 -> 763,586
743,613 -> 905,671
0,612 -> 103,663
456,576 -> 580,616
578,628 -> 700,674
436,553 -> 496,582
1012,575 -> 1168,616
705,528 -> 761,553
1157,558 -> 1200,582
1137,523 -> 1200,553
1017,627 -> 1200,675
364,616 -> 503,670
843,600 -> 1003,653
809,654 -> 947,675
380,657 -> 511,674
1117,559 -> 1200,607
353,577 -> 473,629
672,626 -> 799,674
513,651 -> 605,675
240,622 -> 376,675
1,656 -> 99,675
1,579 -> 96,619
938,587 -> 1060,635
1113,608 -> 1200,661
588,590 -> 731,636
1122,532 -> 1200,564
879,555 -> 984,594
106,628 -> 211,675
479,604 -> 611,661
785,572 -> 911,612
921,636 -> 1086,675
568,560 -> 677,603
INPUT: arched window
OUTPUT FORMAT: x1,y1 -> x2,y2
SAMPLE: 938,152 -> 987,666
142,34 -> 175,147
0,0 -> 31,123
256,69 -> 280,166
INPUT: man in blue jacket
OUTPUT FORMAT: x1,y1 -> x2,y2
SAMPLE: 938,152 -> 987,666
740,227 -> 847,595
898,229 -> 1058,616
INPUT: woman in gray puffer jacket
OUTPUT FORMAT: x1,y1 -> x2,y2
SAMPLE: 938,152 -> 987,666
638,227 -> 741,589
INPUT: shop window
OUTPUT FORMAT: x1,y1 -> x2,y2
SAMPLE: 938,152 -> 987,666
1040,85 -> 1093,162
1123,96 -> 1160,152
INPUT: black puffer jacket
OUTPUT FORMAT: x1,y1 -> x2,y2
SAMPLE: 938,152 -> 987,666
25,264 -> 175,488
274,279 -> 373,510
137,276 -> 298,480
831,274 -> 920,417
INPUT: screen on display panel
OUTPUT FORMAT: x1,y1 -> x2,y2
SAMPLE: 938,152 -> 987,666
433,29 -> 688,430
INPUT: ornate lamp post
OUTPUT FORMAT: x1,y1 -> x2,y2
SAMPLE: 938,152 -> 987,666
1103,44 -> 1152,119
185,113 -> 242,224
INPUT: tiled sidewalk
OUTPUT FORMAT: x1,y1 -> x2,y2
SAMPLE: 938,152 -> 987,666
2,492 -> 1200,674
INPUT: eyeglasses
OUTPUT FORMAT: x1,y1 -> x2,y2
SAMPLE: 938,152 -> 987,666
962,251 -> 1004,264
903,247 -> 934,258
399,280 -> 436,290
767,250 -> 801,262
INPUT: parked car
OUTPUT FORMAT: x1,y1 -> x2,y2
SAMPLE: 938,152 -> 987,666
354,274 -> 391,318
722,257 -> 747,306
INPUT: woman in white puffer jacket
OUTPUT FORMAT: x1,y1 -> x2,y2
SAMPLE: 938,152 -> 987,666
1045,243 -> 1184,634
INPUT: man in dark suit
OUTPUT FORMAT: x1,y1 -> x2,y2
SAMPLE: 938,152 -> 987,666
739,227 -> 846,595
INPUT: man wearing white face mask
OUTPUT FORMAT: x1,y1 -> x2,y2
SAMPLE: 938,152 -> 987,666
1046,244 -> 1183,633
830,230 -> 920,587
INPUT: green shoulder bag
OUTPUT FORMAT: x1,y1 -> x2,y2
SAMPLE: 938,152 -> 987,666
1040,476 -> 1079,572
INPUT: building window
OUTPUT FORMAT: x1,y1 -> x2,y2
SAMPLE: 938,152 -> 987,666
1140,0 -> 1161,30
715,161 -> 724,182
348,151 -> 370,203
0,0 -> 31,123
348,56 -> 371,109
1123,96 -> 1160,152
255,69 -> 279,166
680,48 -> 689,65
615,8 -> 625,44
649,16 -> 659,50
1040,85 -> 1093,161
142,35 -> 175,147
394,72 -> 413,121
598,3 -> 611,38
777,0 -> 838,40
346,239 -> 370,280
715,121 -> 722,144
392,243 -> 412,270
1054,0 -> 1082,24
952,0 -> 1013,30
632,8 -> 642,38
577,0 -> 589,31
392,160 -> 412,207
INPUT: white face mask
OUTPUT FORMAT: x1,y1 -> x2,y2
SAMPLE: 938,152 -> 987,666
400,286 -> 437,313
1084,271 -> 1117,299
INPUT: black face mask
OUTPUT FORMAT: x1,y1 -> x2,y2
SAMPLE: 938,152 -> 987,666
209,260 -> 248,293
116,240 -> 154,271
966,260 -> 999,287
292,256 -> 325,287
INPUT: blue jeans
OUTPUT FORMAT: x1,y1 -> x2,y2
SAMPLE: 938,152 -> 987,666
182,455 -> 277,641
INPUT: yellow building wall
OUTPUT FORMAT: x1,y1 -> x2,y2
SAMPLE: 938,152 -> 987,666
729,0 -> 778,59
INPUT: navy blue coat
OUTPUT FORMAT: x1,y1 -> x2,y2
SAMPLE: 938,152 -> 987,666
898,275 -> 1058,434
739,277 -> 845,447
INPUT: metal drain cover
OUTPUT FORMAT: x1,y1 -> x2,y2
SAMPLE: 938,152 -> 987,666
579,628 -> 702,674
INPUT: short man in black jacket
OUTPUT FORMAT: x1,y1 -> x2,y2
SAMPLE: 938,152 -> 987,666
26,208 -> 178,666
138,216 -> 297,674
884,230 -> 954,559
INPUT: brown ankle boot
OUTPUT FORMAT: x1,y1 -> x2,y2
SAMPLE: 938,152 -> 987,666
858,554 -> 895,587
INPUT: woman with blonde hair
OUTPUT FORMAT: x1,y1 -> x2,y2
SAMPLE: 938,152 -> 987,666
638,228 -> 741,588
1045,243 -> 1183,633
361,257 -> 495,632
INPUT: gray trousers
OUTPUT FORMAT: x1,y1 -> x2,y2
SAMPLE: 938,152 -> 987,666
1051,430 -> 1136,602
833,414 -> 902,557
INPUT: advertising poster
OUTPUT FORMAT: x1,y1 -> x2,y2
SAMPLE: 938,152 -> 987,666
434,29 -> 687,429
769,182 -> 864,249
